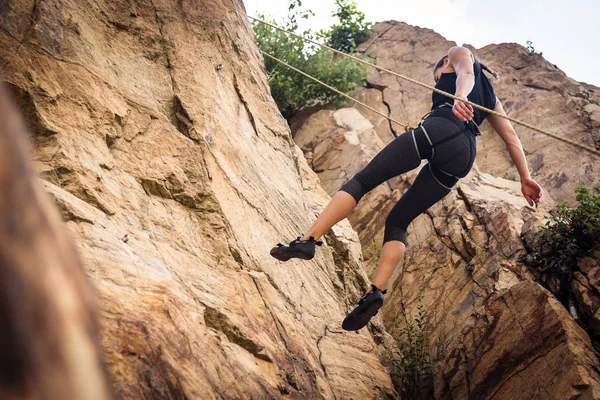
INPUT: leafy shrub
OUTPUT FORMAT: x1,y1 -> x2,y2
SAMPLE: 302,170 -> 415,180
392,280 -> 446,399
319,0 -> 373,53
251,1 -> 369,119
533,181 -> 600,274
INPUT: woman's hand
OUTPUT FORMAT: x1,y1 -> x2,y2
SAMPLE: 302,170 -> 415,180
453,96 -> 474,121
521,177 -> 542,208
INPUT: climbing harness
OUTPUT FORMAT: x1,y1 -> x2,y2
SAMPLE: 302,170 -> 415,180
415,103 -> 478,179
418,102 -> 480,136
249,16 -> 600,158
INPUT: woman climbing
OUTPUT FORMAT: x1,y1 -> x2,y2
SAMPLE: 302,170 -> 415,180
270,46 -> 543,331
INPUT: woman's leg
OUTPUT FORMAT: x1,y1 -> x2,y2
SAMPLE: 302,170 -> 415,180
301,191 -> 357,240
370,163 -> 457,290
301,129 -> 423,241
371,240 -> 406,289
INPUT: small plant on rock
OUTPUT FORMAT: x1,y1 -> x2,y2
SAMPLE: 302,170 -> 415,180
526,39 -> 543,56
533,181 -> 600,275
392,279 -> 446,399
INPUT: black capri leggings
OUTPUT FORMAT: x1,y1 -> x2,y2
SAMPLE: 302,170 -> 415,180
339,106 -> 478,245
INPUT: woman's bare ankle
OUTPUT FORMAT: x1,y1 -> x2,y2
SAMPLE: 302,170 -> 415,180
370,282 -> 386,292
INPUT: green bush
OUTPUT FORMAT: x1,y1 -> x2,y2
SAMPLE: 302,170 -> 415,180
533,182 -> 600,274
251,1 -> 370,119
319,0 -> 373,53
392,280 -> 446,399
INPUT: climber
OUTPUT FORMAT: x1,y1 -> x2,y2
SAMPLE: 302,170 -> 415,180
270,46 -> 543,331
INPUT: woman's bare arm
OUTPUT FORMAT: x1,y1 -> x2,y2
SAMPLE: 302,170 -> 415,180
448,46 -> 476,121
487,97 -> 543,207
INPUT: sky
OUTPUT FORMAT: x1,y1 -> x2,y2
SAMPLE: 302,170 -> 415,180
243,0 -> 600,86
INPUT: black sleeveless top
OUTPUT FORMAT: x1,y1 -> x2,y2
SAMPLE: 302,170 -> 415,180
431,57 -> 496,126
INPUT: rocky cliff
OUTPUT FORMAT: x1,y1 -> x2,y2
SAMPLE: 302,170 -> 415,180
292,21 -> 600,399
0,1 -> 397,398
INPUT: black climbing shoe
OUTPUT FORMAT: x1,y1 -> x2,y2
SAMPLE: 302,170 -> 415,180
270,235 -> 323,262
342,284 -> 387,331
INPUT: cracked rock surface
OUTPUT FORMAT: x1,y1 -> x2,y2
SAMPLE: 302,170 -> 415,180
0,0 -> 397,398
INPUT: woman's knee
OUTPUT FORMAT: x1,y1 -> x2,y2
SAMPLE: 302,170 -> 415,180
383,221 -> 408,246
339,173 -> 369,203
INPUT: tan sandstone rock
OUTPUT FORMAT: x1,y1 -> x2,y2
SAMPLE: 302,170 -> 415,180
0,0 -> 397,398
571,251 -> 600,340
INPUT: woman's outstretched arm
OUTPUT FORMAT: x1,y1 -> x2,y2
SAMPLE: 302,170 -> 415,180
448,46 -> 476,121
487,97 -> 543,207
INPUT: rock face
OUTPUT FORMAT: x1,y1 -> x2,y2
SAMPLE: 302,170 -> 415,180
0,0 -> 397,398
397,173 -> 600,399
351,21 -> 599,204
573,251 -> 600,340
291,23 -> 600,397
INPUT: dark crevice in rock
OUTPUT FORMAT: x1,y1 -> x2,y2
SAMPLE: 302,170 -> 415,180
381,90 -> 398,138
171,95 -> 195,139
288,137 -> 304,183
233,72 -> 259,137
424,210 -> 470,266
456,186 -> 474,213
357,23 -> 395,57
151,2 -> 204,144
365,80 -> 398,138
203,306 -> 272,363
151,0 -> 177,94
140,178 -> 173,199
316,326 -> 329,377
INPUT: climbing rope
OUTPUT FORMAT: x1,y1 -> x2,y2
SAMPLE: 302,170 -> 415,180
249,16 -> 600,157
260,50 -> 413,131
